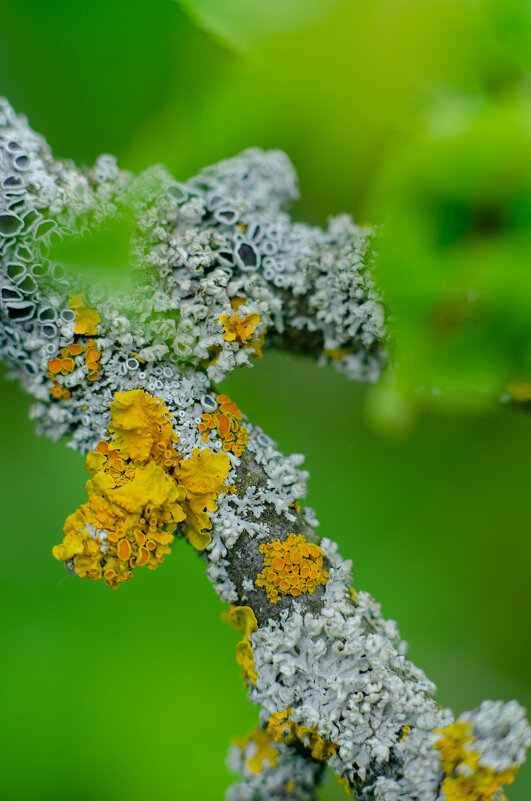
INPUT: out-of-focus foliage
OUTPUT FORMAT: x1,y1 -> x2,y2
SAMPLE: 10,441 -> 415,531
1,1 -> 530,800
168,0 -> 531,413
370,95 -> 531,412
364,1 -> 531,415
174,0 -> 345,51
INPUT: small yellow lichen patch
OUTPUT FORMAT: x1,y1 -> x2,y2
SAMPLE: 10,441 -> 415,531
222,605 -> 259,685
233,728 -> 278,774
222,605 -> 258,638
267,708 -> 298,743
256,533 -> 328,603
198,393 -> 248,456
250,330 -> 265,359
230,296 -> 247,311
68,293 -> 87,310
323,346 -> 355,361
220,311 -> 260,345
69,293 -> 101,336
435,722 -> 477,775
336,776 -> 353,796
434,722 -> 517,801
400,725 -> 411,742
53,390 -> 230,587
349,587 -> 358,604
74,307 -> 101,336
226,299 -> 265,358
267,708 -> 338,762
235,641 -> 259,686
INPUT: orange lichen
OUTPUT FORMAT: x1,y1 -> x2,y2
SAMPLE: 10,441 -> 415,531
198,393 -> 248,456
434,722 -> 517,801
53,390 -> 230,587
47,353 -> 75,377
84,340 -> 101,379
256,533 -> 329,603
222,605 -> 259,685
267,708 -> 338,762
48,331 -> 102,401
48,358 -> 62,375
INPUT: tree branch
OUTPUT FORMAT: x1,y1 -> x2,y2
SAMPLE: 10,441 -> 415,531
0,99 -> 528,801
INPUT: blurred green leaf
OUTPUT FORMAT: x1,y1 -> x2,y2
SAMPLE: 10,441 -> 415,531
174,0 -> 345,51
370,94 -> 531,407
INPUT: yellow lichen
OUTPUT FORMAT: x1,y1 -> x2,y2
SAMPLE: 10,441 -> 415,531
235,641 -> 259,686
255,533 -> 328,603
69,293 -> 101,336
53,389 -> 230,587
323,346 -> 355,361
222,605 -> 259,685
250,330 -> 265,359
176,447 -> 231,550
267,708 -> 298,743
336,776 -> 353,795
198,393 -> 248,456
234,709 -> 339,781
434,722 -> 517,801
233,728 -> 278,774
108,389 -> 178,462
220,310 -> 260,345
222,605 -> 258,639
400,725 -> 411,742
226,298 -> 264,358
220,308 -> 264,356
435,722 -> 477,775
267,708 -> 338,762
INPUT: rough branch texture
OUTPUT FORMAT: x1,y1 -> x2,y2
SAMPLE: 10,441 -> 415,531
0,99 -> 529,801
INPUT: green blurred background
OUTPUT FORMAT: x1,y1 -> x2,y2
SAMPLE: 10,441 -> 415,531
0,1 -> 530,799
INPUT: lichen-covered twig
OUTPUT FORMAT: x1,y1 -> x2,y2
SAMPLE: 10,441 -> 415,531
0,99 -> 528,801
